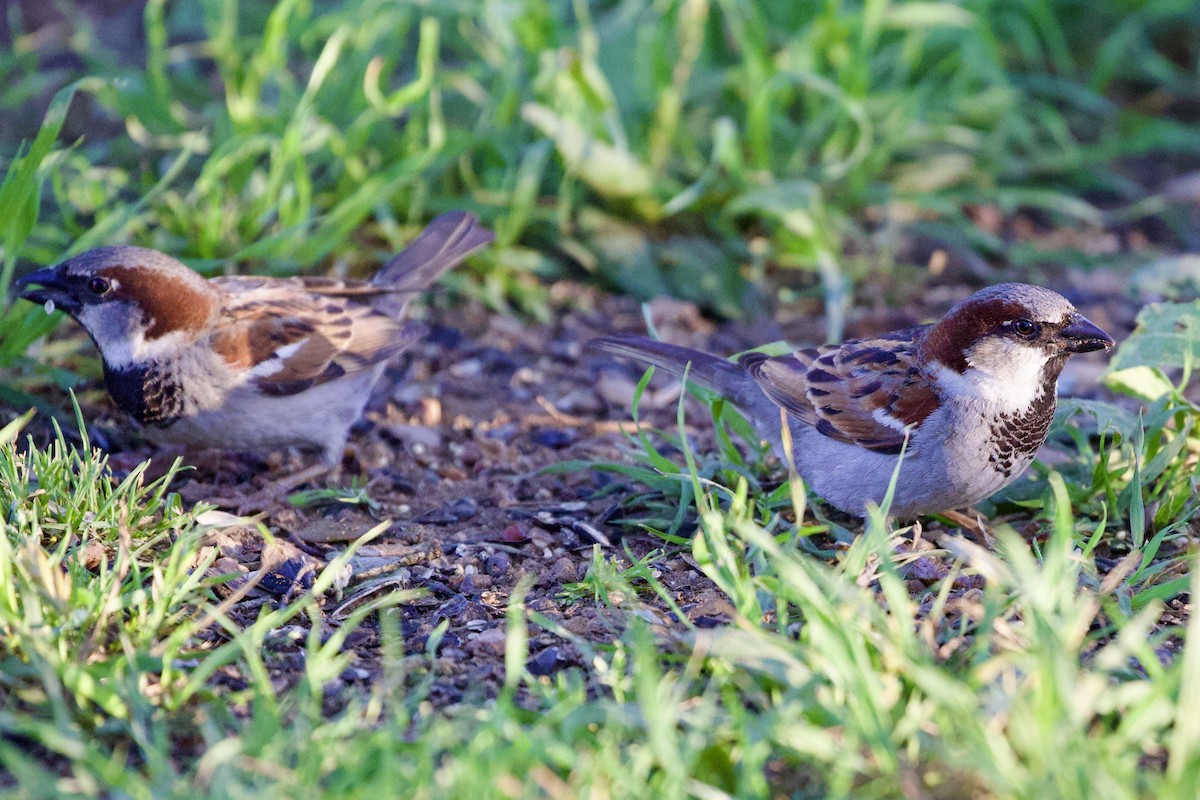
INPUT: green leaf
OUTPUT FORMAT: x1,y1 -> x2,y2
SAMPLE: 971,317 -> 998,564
363,17 -> 438,116
1130,255 -> 1200,302
1054,398 -> 1142,438
883,2 -> 975,28
1106,300 -> 1200,385
1103,366 -> 1177,402
521,103 -> 656,201
0,79 -> 98,299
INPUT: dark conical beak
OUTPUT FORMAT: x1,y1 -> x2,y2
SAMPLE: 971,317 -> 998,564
13,267 -> 80,314
1058,313 -> 1114,353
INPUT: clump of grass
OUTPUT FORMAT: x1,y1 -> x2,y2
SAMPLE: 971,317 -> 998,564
550,350 -> 1199,794
551,364 -> 821,544
664,473 -> 1200,797
0,404 -> 209,761
0,407 -> 408,794
3,406 -> 190,549
0,82 -> 82,368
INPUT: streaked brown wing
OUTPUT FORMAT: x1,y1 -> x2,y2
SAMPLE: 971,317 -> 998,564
211,288 -> 414,397
214,275 -> 415,299
741,326 -> 939,455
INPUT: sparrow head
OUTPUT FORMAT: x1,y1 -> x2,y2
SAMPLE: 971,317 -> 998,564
921,283 -> 1114,399
15,246 -> 219,369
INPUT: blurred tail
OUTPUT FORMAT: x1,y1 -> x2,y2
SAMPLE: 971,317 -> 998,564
589,335 -> 761,407
373,211 -> 493,291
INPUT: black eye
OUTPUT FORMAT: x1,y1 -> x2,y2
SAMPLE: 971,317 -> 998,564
1012,318 -> 1038,338
87,277 -> 112,296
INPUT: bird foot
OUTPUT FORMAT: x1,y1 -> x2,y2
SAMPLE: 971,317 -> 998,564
209,463 -> 335,515
937,508 -> 991,544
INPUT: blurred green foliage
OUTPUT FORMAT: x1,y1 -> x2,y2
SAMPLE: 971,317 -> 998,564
1,0 -> 1198,327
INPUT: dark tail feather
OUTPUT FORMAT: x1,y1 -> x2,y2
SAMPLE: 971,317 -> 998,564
373,211 -> 494,291
589,335 -> 758,403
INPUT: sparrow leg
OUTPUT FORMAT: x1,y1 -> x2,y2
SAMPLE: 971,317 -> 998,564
936,508 -> 991,544
206,434 -> 350,514
208,462 -> 336,515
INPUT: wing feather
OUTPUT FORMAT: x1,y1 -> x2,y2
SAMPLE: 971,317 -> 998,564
210,284 -> 415,397
741,326 -> 939,455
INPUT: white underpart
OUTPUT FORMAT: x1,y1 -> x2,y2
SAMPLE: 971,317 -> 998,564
153,361 -> 383,464
90,336 -> 370,463
931,337 -> 1050,412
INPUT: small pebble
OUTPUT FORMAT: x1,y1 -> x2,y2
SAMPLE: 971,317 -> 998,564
468,627 -> 508,657
427,325 -> 463,348
486,552 -> 511,576
414,497 -> 478,524
486,423 -> 519,443
531,428 -> 576,448
546,557 -> 578,585
527,647 -> 560,676
499,524 -> 529,543
449,358 -> 484,378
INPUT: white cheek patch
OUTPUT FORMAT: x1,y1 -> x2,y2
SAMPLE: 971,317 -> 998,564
935,338 -> 1050,410
92,330 -> 137,369
967,337 -> 1048,383
75,302 -> 195,370
134,330 -> 195,364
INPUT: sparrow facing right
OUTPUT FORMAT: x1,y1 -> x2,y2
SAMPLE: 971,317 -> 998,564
591,283 -> 1115,518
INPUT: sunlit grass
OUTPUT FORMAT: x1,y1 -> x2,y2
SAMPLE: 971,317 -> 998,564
4,0 -> 1197,326
544,296 -> 1200,796
1,0 -> 1198,796
4,396 -> 1192,796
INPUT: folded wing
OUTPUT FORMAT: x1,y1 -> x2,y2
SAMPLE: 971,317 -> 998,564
211,280 -> 417,396
740,326 -> 939,455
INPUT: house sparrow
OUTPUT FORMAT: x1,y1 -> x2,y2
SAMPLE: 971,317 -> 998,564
15,211 -> 493,465
591,283 -> 1114,518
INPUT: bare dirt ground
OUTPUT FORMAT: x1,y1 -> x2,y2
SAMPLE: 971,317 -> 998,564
11,255 -> 1188,708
